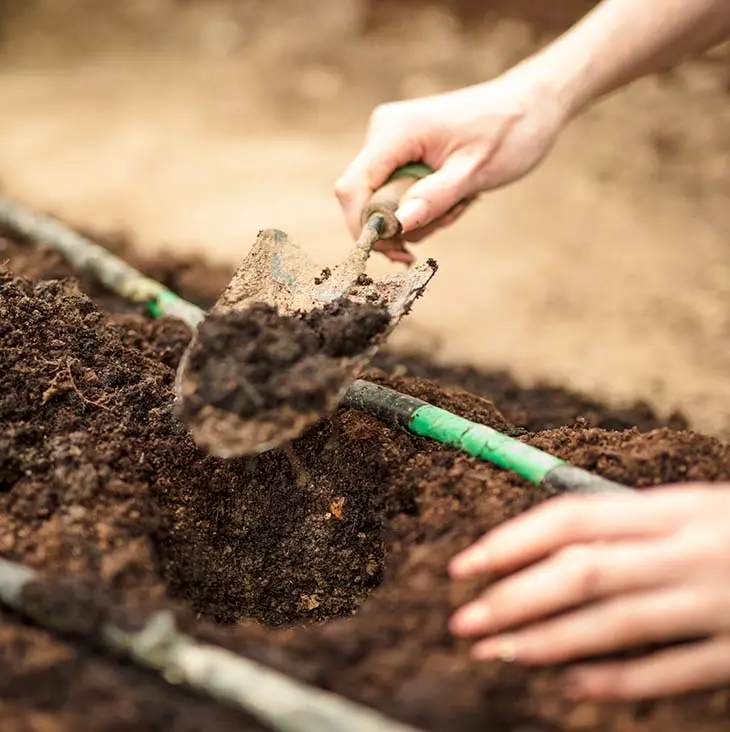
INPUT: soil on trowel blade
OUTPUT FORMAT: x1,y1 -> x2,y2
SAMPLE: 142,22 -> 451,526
2,232 -> 730,732
179,298 -> 390,421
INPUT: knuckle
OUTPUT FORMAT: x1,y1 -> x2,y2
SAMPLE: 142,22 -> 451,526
547,497 -> 588,534
520,637 -> 562,665
614,607 -> 646,638
460,152 -> 487,178
558,545 -> 603,597
370,102 -> 398,125
437,178 -> 466,202
697,588 -> 729,623
683,531 -> 728,570
333,178 -> 351,202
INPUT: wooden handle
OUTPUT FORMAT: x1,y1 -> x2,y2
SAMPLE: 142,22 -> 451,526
361,176 -> 419,239
360,163 -> 432,240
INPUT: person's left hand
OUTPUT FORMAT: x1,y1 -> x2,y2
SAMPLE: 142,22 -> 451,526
448,484 -> 730,700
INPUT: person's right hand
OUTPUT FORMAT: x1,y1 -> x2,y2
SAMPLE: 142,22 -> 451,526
335,68 -> 570,262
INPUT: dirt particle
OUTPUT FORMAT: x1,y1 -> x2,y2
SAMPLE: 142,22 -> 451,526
330,496 -> 346,519
314,267 -> 331,285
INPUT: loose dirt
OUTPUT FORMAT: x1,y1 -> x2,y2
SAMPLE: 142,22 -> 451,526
2,232 -> 730,731
178,298 -> 390,425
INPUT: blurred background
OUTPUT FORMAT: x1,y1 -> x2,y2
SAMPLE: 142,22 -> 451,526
1,0 -> 729,438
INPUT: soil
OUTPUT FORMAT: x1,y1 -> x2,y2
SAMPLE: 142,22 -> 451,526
179,298 -> 390,421
2,231 -> 730,732
0,605 -> 264,732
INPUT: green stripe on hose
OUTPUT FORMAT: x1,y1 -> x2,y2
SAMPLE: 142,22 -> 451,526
409,405 -> 565,484
147,289 -> 182,319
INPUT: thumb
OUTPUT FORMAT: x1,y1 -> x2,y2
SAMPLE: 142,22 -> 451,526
395,155 -> 480,233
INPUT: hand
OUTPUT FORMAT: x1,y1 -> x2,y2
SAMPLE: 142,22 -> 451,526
334,67 -> 568,262
448,484 -> 730,701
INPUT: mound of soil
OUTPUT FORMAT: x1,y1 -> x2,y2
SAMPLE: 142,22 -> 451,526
180,298 -> 390,420
1,231 -> 730,732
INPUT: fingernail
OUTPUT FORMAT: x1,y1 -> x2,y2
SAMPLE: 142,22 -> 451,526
395,198 -> 429,232
472,635 -> 518,663
448,557 -> 471,577
450,602 -> 492,635
448,551 -> 486,578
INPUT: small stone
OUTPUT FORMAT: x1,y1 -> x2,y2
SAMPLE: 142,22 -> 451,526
67,505 -> 87,520
300,594 -> 320,611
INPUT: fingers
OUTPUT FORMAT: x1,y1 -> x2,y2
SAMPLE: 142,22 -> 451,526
394,154 -> 480,234
469,588 -> 728,666
371,199 -> 473,262
564,635 -> 730,700
450,539 -> 679,638
402,199 -> 472,244
337,155 -> 475,253
335,137 -> 421,240
372,237 -> 414,264
449,492 -> 677,580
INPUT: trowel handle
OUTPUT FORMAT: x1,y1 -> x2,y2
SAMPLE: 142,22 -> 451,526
361,162 -> 433,239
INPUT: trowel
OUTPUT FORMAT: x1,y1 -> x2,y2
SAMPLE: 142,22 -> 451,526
174,163 -> 437,457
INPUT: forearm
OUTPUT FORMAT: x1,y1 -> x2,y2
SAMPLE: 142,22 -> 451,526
514,0 -> 730,118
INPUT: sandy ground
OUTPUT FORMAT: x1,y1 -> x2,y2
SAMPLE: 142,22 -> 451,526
1,1 -> 729,438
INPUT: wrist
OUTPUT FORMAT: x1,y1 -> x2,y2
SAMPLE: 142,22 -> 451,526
507,45 -> 595,123
489,50 -> 582,135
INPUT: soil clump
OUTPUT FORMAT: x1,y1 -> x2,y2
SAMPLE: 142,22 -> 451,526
179,298 -> 390,421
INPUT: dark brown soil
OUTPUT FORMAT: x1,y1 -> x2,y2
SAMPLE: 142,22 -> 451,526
2,229 -> 730,732
0,604 -> 264,732
180,298 -> 390,420
370,353 -> 690,435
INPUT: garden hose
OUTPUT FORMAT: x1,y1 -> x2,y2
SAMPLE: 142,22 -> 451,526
0,196 -> 204,327
343,380 -> 630,494
0,558 -> 421,732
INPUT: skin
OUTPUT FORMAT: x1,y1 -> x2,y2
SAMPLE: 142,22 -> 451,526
449,485 -> 730,700
335,0 -> 730,261
336,0 -> 730,700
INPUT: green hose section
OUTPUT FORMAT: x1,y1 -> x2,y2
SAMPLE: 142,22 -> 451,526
388,162 -> 433,182
409,405 -> 564,484
147,289 -> 184,318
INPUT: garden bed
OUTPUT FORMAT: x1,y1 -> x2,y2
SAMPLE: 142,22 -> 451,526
1,232 -> 729,732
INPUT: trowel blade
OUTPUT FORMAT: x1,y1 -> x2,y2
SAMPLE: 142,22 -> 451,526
174,228 -> 437,458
